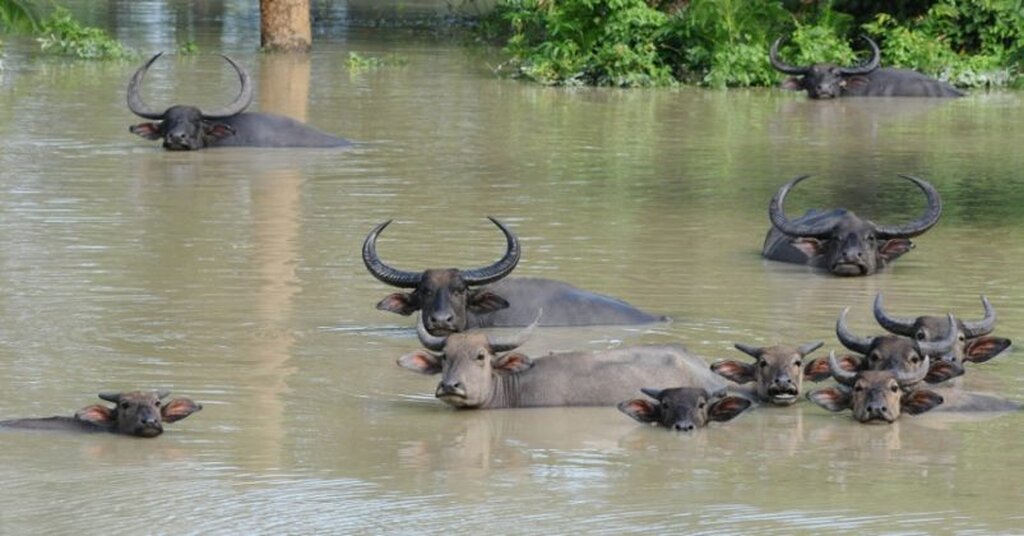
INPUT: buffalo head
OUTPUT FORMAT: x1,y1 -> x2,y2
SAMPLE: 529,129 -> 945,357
768,174 -> 942,276
127,52 -> 252,150
397,316 -> 537,408
364,217 -> 520,335
710,341 -> 824,405
771,35 -> 880,99
618,387 -> 750,432
807,352 -> 943,423
873,293 -> 1011,378
74,390 -> 202,437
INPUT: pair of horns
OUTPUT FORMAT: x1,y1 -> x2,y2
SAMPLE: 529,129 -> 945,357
874,293 -> 996,338
98,390 -> 170,403
836,307 -> 957,356
734,341 -> 823,359
769,34 -> 880,76
828,350 -> 929,387
127,52 -> 253,120
415,312 -> 541,353
768,174 -> 942,239
363,217 -> 520,288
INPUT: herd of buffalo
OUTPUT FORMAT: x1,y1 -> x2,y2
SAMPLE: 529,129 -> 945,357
1,36 -> 1015,438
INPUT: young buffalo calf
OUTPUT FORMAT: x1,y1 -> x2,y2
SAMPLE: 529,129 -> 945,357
0,391 -> 202,438
711,341 -> 824,405
807,352 -> 943,423
618,387 -> 751,431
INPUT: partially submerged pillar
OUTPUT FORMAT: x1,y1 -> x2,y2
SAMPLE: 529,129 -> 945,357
260,0 -> 311,52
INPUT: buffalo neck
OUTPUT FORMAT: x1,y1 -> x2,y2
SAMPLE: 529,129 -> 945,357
484,370 -> 525,409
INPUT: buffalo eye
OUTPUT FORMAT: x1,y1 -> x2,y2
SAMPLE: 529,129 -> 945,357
759,360 -> 768,369
958,334 -> 966,341
854,384 -> 864,392
794,360 -> 802,368
889,384 -> 900,393
120,401 -> 130,410
697,401 -> 706,409
909,354 -> 921,364
154,400 -> 161,407
916,331 -> 927,341
869,353 -> 880,362
476,351 -> 486,362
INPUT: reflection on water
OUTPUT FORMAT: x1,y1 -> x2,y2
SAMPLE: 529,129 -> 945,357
2,3 -> 1024,533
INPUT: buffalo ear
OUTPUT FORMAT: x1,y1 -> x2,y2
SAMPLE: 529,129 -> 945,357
129,123 -> 162,140
710,360 -> 756,384
925,360 -> 962,384
708,396 -> 752,423
467,291 -> 509,314
807,386 -> 852,412
844,75 -> 870,90
376,293 -> 419,316
902,389 -> 943,415
964,337 -> 1011,364
879,239 -> 914,263
492,352 -> 532,374
803,354 -> 858,382
780,77 -> 804,91
203,122 -> 236,140
397,350 -> 442,375
618,399 -> 660,424
790,238 -> 825,258
162,398 -> 202,423
75,404 -> 115,427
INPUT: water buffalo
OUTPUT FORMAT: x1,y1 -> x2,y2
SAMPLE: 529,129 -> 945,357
763,174 -> 942,276
807,352 -> 943,423
710,341 -> 824,406
805,308 -> 958,386
397,318 -> 727,409
618,387 -> 751,432
127,52 -> 349,150
0,391 -> 202,437
364,218 -> 664,335
873,293 -> 1012,378
771,35 -> 963,99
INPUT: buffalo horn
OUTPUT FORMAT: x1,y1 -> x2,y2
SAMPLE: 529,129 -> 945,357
836,307 -> 874,354
362,220 -> 423,288
872,293 -> 916,336
798,341 -> 825,356
201,55 -> 254,119
155,390 -> 171,400
126,52 -> 167,119
916,313 -> 958,356
829,351 -> 858,386
488,311 -> 540,353
961,296 -> 997,338
768,175 -> 837,238
874,175 -> 943,239
733,343 -> 763,360
768,37 -> 810,75
640,387 -> 664,400
460,217 -> 521,286
896,356 -> 930,387
98,392 -> 122,403
837,35 -> 881,75
416,315 -> 448,352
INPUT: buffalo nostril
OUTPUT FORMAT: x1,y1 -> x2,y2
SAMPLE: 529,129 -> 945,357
674,423 -> 695,432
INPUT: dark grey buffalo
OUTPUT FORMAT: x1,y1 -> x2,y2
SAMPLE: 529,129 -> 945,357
0,391 -> 202,438
618,387 -> 751,432
128,52 -> 349,150
763,174 -> 942,276
710,341 -> 824,406
364,218 -> 664,335
807,352 -> 943,423
771,35 -> 963,99
873,293 -> 1011,378
398,319 -> 726,409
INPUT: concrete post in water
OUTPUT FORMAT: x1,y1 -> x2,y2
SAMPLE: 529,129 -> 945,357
260,0 -> 311,52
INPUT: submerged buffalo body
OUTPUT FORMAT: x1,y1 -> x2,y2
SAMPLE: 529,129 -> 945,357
763,175 -> 942,276
771,35 -> 963,99
127,53 -> 349,150
873,293 -> 1011,377
399,320 -> 726,409
0,391 -> 201,438
711,341 -> 824,406
364,218 -> 663,335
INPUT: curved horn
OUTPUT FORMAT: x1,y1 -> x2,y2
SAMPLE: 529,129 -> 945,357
961,295 -> 997,338
98,392 -> 122,403
798,341 -> 825,356
733,343 -> 763,360
155,390 -> 171,400
460,217 -> 521,286
769,36 -> 810,75
916,313 -> 958,357
872,293 -> 916,336
362,220 -> 423,288
416,315 -> 448,352
488,311 -> 540,353
640,387 -> 663,400
768,175 -> 836,238
127,52 -> 168,119
829,351 -> 858,386
874,175 -> 943,238
896,356 -> 930,387
836,307 -> 874,354
838,35 -> 881,75
201,55 -> 254,119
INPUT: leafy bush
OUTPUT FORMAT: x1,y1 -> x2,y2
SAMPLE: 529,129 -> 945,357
37,7 -> 134,60
0,0 -> 41,33
345,51 -> 409,71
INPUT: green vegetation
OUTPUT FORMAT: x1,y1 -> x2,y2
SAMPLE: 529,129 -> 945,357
345,51 -> 409,71
482,0 -> 1024,88
177,40 -> 200,56
36,7 -> 134,59
0,0 -> 40,33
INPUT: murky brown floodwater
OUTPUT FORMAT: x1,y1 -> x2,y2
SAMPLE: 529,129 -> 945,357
1,2 -> 1023,534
